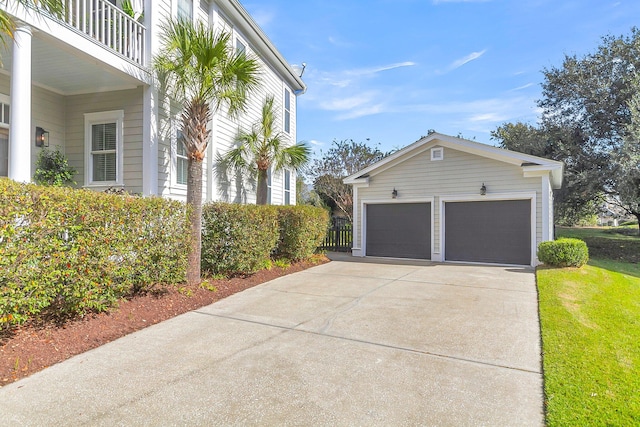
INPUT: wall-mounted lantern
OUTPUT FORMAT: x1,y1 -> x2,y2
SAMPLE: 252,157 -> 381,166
392,188 -> 398,199
35,127 -> 49,147
480,183 -> 487,195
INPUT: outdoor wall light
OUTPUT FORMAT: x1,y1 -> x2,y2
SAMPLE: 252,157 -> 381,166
480,183 -> 487,195
392,188 -> 398,199
35,127 -> 49,147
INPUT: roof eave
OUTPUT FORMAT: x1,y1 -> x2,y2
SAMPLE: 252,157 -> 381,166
219,0 -> 306,93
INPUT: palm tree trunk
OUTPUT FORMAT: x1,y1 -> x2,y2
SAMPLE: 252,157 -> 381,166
256,168 -> 268,205
186,157 -> 203,284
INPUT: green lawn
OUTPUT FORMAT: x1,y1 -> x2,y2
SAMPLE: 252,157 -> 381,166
539,227 -> 640,425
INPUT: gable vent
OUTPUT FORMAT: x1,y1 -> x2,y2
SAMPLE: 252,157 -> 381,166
431,147 -> 443,161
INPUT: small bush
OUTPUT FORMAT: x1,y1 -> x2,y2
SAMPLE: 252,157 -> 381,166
538,238 -> 589,267
33,147 -> 76,186
275,205 -> 329,261
201,203 -> 279,275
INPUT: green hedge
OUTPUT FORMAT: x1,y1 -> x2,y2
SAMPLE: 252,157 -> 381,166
538,238 -> 589,267
276,205 -> 329,261
0,179 -> 190,327
201,203 -> 279,275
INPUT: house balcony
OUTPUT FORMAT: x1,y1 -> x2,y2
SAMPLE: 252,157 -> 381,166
62,0 -> 146,66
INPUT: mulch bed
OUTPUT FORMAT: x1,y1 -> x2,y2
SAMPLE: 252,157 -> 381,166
0,256 -> 329,386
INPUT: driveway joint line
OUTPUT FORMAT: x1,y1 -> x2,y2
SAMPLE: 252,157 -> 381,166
193,310 -> 542,375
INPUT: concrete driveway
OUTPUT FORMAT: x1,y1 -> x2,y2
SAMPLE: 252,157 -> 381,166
0,256 -> 544,426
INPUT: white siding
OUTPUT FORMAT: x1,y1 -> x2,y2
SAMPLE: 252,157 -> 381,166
355,146 -> 544,257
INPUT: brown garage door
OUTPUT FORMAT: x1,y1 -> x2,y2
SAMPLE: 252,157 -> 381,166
366,203 -> 431,259
444,200 -> 531,265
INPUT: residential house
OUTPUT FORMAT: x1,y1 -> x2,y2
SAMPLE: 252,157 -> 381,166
0,0 -> 304,205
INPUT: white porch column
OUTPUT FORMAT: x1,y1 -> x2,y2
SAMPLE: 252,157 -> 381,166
142,85 -> 158,195
142,0 -> 158,195
8,25 -> 32,182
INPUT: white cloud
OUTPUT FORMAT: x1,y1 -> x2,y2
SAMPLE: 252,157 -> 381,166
449,49 -> 487,70
302,62 -> 418,120
307,139 -> 325,146
345,62 -> 417,76
336,104 -> 386,120
393,96 -> 537,124
510,83 -> 534,91
319,92 -> 378,111
469,112 -> 508,122
328,36 -> 355,48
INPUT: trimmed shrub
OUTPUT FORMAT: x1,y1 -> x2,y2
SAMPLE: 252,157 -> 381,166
33,147 -> 76,186
276,205 -> 329,261
201,203 -> 279,275
538,238 -> 589,267
0,179 -> 189,328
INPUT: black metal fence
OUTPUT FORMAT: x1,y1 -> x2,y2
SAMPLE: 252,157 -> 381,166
320,217 -> 352,252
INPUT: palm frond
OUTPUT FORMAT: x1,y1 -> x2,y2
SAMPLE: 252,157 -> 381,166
275,142 -> 311,172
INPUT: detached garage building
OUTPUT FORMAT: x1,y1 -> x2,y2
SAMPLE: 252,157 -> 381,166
344,133 -> 563,266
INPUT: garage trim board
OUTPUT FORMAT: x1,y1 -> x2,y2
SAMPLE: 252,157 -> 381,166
439,192 -> 537,266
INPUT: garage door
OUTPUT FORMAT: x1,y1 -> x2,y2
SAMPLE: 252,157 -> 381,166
366,203 -> 431,259
444,200 -> 531,265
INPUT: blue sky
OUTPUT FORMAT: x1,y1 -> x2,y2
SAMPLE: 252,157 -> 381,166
244,0 -> 640,154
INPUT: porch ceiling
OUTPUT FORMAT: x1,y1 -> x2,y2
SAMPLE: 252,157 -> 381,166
0,31 -> 147,96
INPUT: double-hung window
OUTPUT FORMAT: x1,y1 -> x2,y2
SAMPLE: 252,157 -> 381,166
267,168 -> 272,205
177,0 -> 193,21
284,89 -> 291,134
236,38 -> 246,55
84,110 -> 124,186
284,170 -> 291,205
176,129 -> 188,186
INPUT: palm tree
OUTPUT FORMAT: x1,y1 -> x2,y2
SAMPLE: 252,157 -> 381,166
221,95 -> 310,205
0,0 -> 64,41
154,19 -> 260,284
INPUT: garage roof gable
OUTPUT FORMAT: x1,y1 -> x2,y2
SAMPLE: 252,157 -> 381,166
343,132 -> 564,188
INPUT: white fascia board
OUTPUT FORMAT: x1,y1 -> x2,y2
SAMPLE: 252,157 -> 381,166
217,0 -> 306,94
343,176 -> 370,186
523,164 -> 564,189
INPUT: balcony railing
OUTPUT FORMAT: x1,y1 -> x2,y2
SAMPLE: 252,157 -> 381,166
64,0 -> 145,66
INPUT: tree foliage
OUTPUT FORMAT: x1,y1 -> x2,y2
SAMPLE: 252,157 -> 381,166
491,122 -> 606,225
539,28 -> 640,148
220,95 -> 310,205
308,139 -> 387,221
612,92 -> 640,233
494,28 -> 640,227
153,19 -> 260,284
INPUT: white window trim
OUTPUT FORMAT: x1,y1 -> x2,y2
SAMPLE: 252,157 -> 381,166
171,119 -> 188,189
266,167 -> 272,205
431,147 -> 443,161
283,169 -> 292,205
283,88 -> 291,134
84,110 -> 124,188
